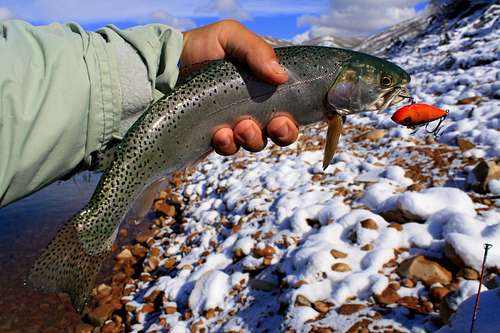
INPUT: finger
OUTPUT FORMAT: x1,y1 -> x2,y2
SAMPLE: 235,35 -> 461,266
218,20 -> 288,85
212,127 -> 239,155
234,119 -> 266,152
267,116 -> 299,147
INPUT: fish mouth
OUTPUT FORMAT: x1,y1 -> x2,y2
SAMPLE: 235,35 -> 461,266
369,86 -> 409,114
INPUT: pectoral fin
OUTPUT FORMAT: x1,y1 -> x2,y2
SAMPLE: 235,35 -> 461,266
322,114 -> 343,170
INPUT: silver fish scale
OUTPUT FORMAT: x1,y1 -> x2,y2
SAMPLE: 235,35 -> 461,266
79,46 -> 350,249
29,46 -> 360,311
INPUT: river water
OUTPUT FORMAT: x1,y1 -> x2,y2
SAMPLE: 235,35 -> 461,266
0,172 -> 100,332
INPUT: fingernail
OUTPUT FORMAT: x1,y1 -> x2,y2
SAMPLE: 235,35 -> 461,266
237,123 -> 256,142
219,133 -> 231,147
269,61 -> 286,75
275,123 -> 289,140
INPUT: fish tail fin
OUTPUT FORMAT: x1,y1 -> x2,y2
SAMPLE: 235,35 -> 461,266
27,222 -> 109,312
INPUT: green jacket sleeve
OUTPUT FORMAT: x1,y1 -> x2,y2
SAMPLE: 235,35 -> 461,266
0,20 -> 183,207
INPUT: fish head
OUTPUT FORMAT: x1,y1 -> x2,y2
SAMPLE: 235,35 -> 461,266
327,54 -> 411,116
322,52 -> 410,170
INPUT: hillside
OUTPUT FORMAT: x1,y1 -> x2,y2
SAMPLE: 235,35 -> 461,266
80,2 -> 500,333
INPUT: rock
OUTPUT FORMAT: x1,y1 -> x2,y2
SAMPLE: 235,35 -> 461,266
331,263 -> 351,272
165,305 -> 177,314
356,129 -> 386,142
118,228 -> 128,238
312,301 -> 331,314
401,278 -> 415,288
154,202 -> 176,216
295,294 -> 312,307
456,95 -> 481,105
389,281 -> 401,290
141,303 -> 155,314
164,257 -> 177,270
309,327 -> 334,333
150,246 -> 161,257
484,274 -> 500,289
294,280 -> 308,288
431,287 -> 450,302
422,300 -> 434,313
263,257 -> 273,266
383,258 -> 397,268
330,249 -> 347,259
87,303 -> 115,326
360,244 -> 374,251
444,241 -> 465,268
125,302 -> 137,313
348,230 -> 357,243
458,267 -> 480,280
440,292 -> 458,324
101,322 -> 120,333
254,245 -> 276,258
116,249 -> 134,262
144,289 -> 163,303
337,303 -> 365,315
360,218 -> 378,230
374,285 -> 400,305
131,244 -> 148,258
346,319 -> 372,333
147,256 -> 160,271
140,272 -> 153,282
135,228 -> 160,243
388,223 -> 403,231
74,323 -> 94,333
398,295 -> 418,305
250,278 -> 278,292
233,248 -> 245,258
379,208 -> 422,224
397,256 -> 452,286
467,159 -> 500,193
205,308 -> 216,319
96,283 -> 112,299
456,138 -> 475,151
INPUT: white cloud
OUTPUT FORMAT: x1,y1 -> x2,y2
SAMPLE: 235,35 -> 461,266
0,7 -> 13,21
4,0 -> 205,23
6,0 -> 327,23
149,10 -> 196,30
216,0 -> 251,20
297,0 -> 423,38
196,0 -> 251,20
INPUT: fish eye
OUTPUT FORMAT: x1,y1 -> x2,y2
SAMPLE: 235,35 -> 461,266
381,75 -> 393,88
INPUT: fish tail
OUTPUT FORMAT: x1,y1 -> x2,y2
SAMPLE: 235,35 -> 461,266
28,221 -> 109,311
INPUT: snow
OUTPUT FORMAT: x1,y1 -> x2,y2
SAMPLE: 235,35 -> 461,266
437,288 -> 500,333
489,179 -> 500,195
377,187 -> 476,220
351,3 -> 500,159
188,270 -> 231,314
118,3 -> 500,332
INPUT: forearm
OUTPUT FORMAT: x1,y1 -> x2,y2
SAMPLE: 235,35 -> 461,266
0,20 -> 183,207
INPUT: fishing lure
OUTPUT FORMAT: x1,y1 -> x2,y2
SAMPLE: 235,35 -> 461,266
392,101 -> 448,136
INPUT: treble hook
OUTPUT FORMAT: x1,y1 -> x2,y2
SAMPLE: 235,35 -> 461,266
399,94 -> 415,104
424,110 -> 448,137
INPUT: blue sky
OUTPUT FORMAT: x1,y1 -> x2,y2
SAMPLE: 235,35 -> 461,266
0,1 -> 429,40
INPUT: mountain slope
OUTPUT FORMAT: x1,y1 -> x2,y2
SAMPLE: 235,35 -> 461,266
82,3 -> 500,333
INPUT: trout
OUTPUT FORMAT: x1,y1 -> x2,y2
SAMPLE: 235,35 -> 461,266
29,46 -> 410,310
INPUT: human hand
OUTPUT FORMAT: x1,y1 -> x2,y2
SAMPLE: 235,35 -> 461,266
181,20 -> 299,155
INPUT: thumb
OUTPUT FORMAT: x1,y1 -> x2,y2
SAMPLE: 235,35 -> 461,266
219,20 -> 288,85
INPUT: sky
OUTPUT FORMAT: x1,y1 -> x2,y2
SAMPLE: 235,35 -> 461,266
0,0 -> 429,40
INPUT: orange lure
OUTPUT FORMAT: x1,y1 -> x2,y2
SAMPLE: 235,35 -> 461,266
392,103 -> 449,135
